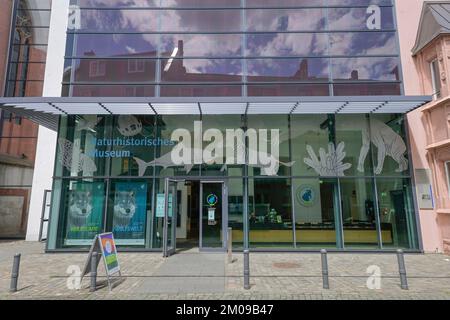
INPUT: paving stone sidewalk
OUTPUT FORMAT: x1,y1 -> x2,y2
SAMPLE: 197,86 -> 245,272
0,241 -> 450,300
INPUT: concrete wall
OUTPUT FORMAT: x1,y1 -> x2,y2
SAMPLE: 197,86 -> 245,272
25,0 -> 69,241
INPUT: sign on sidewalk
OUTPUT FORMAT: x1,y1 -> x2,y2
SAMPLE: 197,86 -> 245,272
81,232 -> 121,291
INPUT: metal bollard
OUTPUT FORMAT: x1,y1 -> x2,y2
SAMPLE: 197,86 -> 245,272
320,249 -> 330,289
396,249 -> 409,290
90,252 -> 98,292
227,227 -> 233,264
243,249 -> 250,290
10,254 -> 21,293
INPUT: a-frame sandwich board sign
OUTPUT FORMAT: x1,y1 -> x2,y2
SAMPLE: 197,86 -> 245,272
81,232 -> 121,291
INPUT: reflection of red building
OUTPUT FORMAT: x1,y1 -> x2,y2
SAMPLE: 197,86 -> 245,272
0,0 -> 48,238
64,38 -> 401,98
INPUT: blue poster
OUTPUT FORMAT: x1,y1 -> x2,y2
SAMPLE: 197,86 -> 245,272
65,181 -> 105,246
112,182 -> 148,245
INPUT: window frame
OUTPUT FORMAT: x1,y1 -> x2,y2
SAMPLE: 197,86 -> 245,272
430,58 -> 442,100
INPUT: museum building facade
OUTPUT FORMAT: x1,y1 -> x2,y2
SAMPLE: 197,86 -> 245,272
0,0 -> 432,253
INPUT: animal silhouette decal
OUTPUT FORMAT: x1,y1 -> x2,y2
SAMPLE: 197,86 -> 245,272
357,119 -> 408,175
303,119 -> 408,176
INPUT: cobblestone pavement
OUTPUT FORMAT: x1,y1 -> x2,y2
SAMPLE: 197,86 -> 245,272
0,241 -> 450,300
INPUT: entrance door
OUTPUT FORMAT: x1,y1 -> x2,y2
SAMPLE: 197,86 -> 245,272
163,179 -> 180,257
200,181 -> 227,251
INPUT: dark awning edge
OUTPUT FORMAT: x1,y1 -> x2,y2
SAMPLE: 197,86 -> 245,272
0,96 -> 431,132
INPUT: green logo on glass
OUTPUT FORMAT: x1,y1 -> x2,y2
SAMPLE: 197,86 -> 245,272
206,194 -> 218,207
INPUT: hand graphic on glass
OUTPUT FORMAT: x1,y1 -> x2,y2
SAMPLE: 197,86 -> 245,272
304,142 -> 351,177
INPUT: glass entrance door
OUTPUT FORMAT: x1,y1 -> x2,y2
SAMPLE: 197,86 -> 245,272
163,179 -> 179,257
200,181 -> 227,251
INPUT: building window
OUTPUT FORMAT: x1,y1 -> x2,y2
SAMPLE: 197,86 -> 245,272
445,162 -> 450,197
128,59 -> 145,73
89,60 -> 106,77
430,59 -> 442,100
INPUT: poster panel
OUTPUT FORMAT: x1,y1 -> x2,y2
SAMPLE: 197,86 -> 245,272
112,182 -> 148,245
65,181 -> 105,246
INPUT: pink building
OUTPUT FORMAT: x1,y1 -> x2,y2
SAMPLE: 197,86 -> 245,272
398,0 -> 450,254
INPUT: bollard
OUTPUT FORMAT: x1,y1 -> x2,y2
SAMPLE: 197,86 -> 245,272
227,227 -> 233,264
90,252 -> 98,292
396,249 -> 409,290
243,249 -> 250,290
9,254 -> 21,293
320,249 -> 330,289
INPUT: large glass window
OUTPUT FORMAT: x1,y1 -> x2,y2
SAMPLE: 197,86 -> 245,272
335,114 -> 373,177
228,178 -> 245,248
49,114 -> 419,251
293,178 -> 340,248
249,178 -> 293,248
200,115 -> 245,177
161,10 -> 242,32
55,116 -> 110,177
247,33 -> 328,57
155,115 -> 201,177
370,114 -> 409,177
246,115 -> 291,177
110,115 -> 157,177
340,178 -> 379,248
376,178 -> 418,249
64,2 -> 402,97
246,9 -> 326,32
291,114 -> 336,177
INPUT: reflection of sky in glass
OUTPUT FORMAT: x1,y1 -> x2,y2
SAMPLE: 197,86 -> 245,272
247,34 -> 327,57
160,10 -> 241,32
80,10 -> 159,31
327,0 -> 392,5
246,9 -> 326,31
75,34 -> 158,57
329,32 -> 397,55
78,0 -> 159,7
67,2 -> 402,96
247,0 -> 327,7
165,0 -> 241,7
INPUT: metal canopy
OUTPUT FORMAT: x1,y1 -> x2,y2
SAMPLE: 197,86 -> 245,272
0,96 -> 431,131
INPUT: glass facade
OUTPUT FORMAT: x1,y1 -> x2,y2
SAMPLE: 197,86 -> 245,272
63,0 -> 402,97
48,114 -> 419,251
44,1 -> 421,252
